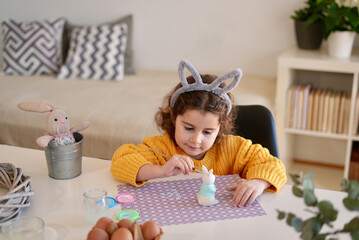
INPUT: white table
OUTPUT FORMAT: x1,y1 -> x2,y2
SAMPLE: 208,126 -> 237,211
0,145 -> 355,240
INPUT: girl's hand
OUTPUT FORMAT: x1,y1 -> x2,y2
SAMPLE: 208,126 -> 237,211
225,179 -> 270,208
161,154 -> 194,177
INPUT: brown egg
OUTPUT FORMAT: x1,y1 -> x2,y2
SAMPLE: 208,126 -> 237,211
141,221 -> 161,240
106,221 -> 118,236
94,217 -> 113,230
111,227 -> 133,240
87,227 -> 110,240
117,219 -> 133,229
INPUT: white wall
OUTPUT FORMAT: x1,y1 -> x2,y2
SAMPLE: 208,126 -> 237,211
0,0 -> 315,78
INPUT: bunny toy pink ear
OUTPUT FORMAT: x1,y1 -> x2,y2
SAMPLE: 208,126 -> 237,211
18,100 -> 55,113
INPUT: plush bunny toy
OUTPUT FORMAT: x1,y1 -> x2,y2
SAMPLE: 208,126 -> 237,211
197,165 -> 219,206
17,100 -> 90,147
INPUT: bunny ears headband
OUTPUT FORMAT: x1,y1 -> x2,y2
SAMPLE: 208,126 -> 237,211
170,60 -> 243,115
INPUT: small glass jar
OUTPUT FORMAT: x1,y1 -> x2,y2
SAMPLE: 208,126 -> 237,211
83,188 -> 109,224
2,216 -> 45,240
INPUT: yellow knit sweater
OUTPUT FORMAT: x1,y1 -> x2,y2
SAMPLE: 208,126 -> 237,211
111,133 -> 287,192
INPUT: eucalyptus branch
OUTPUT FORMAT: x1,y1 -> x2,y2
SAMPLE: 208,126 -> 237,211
278,173 -> 359,239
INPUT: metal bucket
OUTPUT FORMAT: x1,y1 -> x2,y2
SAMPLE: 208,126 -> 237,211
44,132 -> 83,180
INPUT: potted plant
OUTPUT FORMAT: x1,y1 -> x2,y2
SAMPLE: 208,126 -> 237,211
324,0 -> 359,58
291,0 -> 332,49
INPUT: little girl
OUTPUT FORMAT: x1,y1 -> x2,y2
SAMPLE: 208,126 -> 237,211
111,60 -> 287,208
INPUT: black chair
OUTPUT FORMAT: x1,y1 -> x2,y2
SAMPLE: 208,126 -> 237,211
233,105 -> 279,158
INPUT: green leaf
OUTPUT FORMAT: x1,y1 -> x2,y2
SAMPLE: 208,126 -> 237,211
293,185 -> 304,197
343,217 -> 359,232
346,6 -> 359,29
324,2 -> 341,38
290,174 -> 301,185
348,180 -> 359,200
328,2 -> 339,17
303,172 -> 315,191
277,210 -> 286,220
342,179 -> 349,191
305,14 -> 322,27
292,217 -> 303,232
343,197 -> 359,211
300,226 -> 314,240
286,213 -> 295,226
318,200 -> 338,222
301,218 -> 323,240
304,189 -> 318,206
310,218 -> 323,234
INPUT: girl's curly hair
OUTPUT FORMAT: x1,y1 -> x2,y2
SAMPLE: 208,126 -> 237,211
155,74 -> 236,144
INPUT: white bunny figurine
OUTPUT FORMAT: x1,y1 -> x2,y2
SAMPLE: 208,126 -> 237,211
197,165 -> 219,206
18,100 -> 90,147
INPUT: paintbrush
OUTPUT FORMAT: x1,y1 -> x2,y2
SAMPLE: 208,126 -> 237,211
148,147 -> 203,173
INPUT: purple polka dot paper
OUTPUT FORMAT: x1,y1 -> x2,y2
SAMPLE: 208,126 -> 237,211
117,175 -> 266,226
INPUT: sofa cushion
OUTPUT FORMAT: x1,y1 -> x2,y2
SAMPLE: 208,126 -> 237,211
57,23 -> 127,81
1,18 -> 65,75
63,15 -> 135,75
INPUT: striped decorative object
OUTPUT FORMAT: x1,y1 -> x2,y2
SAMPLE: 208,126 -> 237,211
0,163 -> 34,224
57,24 -> 127,81
1,18 -> 65,75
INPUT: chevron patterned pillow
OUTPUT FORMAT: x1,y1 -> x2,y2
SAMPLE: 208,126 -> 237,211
63,15 -> 135,75
1,18 -> 65,75
57,24 -> 127,81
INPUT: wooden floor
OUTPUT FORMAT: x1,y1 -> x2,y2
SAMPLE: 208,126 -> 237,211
287,162 -> 344,191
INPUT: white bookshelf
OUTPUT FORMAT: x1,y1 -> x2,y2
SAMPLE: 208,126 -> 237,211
275,47 -> 359,179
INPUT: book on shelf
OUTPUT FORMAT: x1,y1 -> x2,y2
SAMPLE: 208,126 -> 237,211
297,85 -> 304,129
337,92 -> 347,134
326,92 -> 334,133
292,84 -> 302,129
306,88 -> 315,130
301,84 -> 312,129
343,94 -> 351,134
318,89 -> 327,132
331,91 -> 341,133
311,88 -> 322,131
